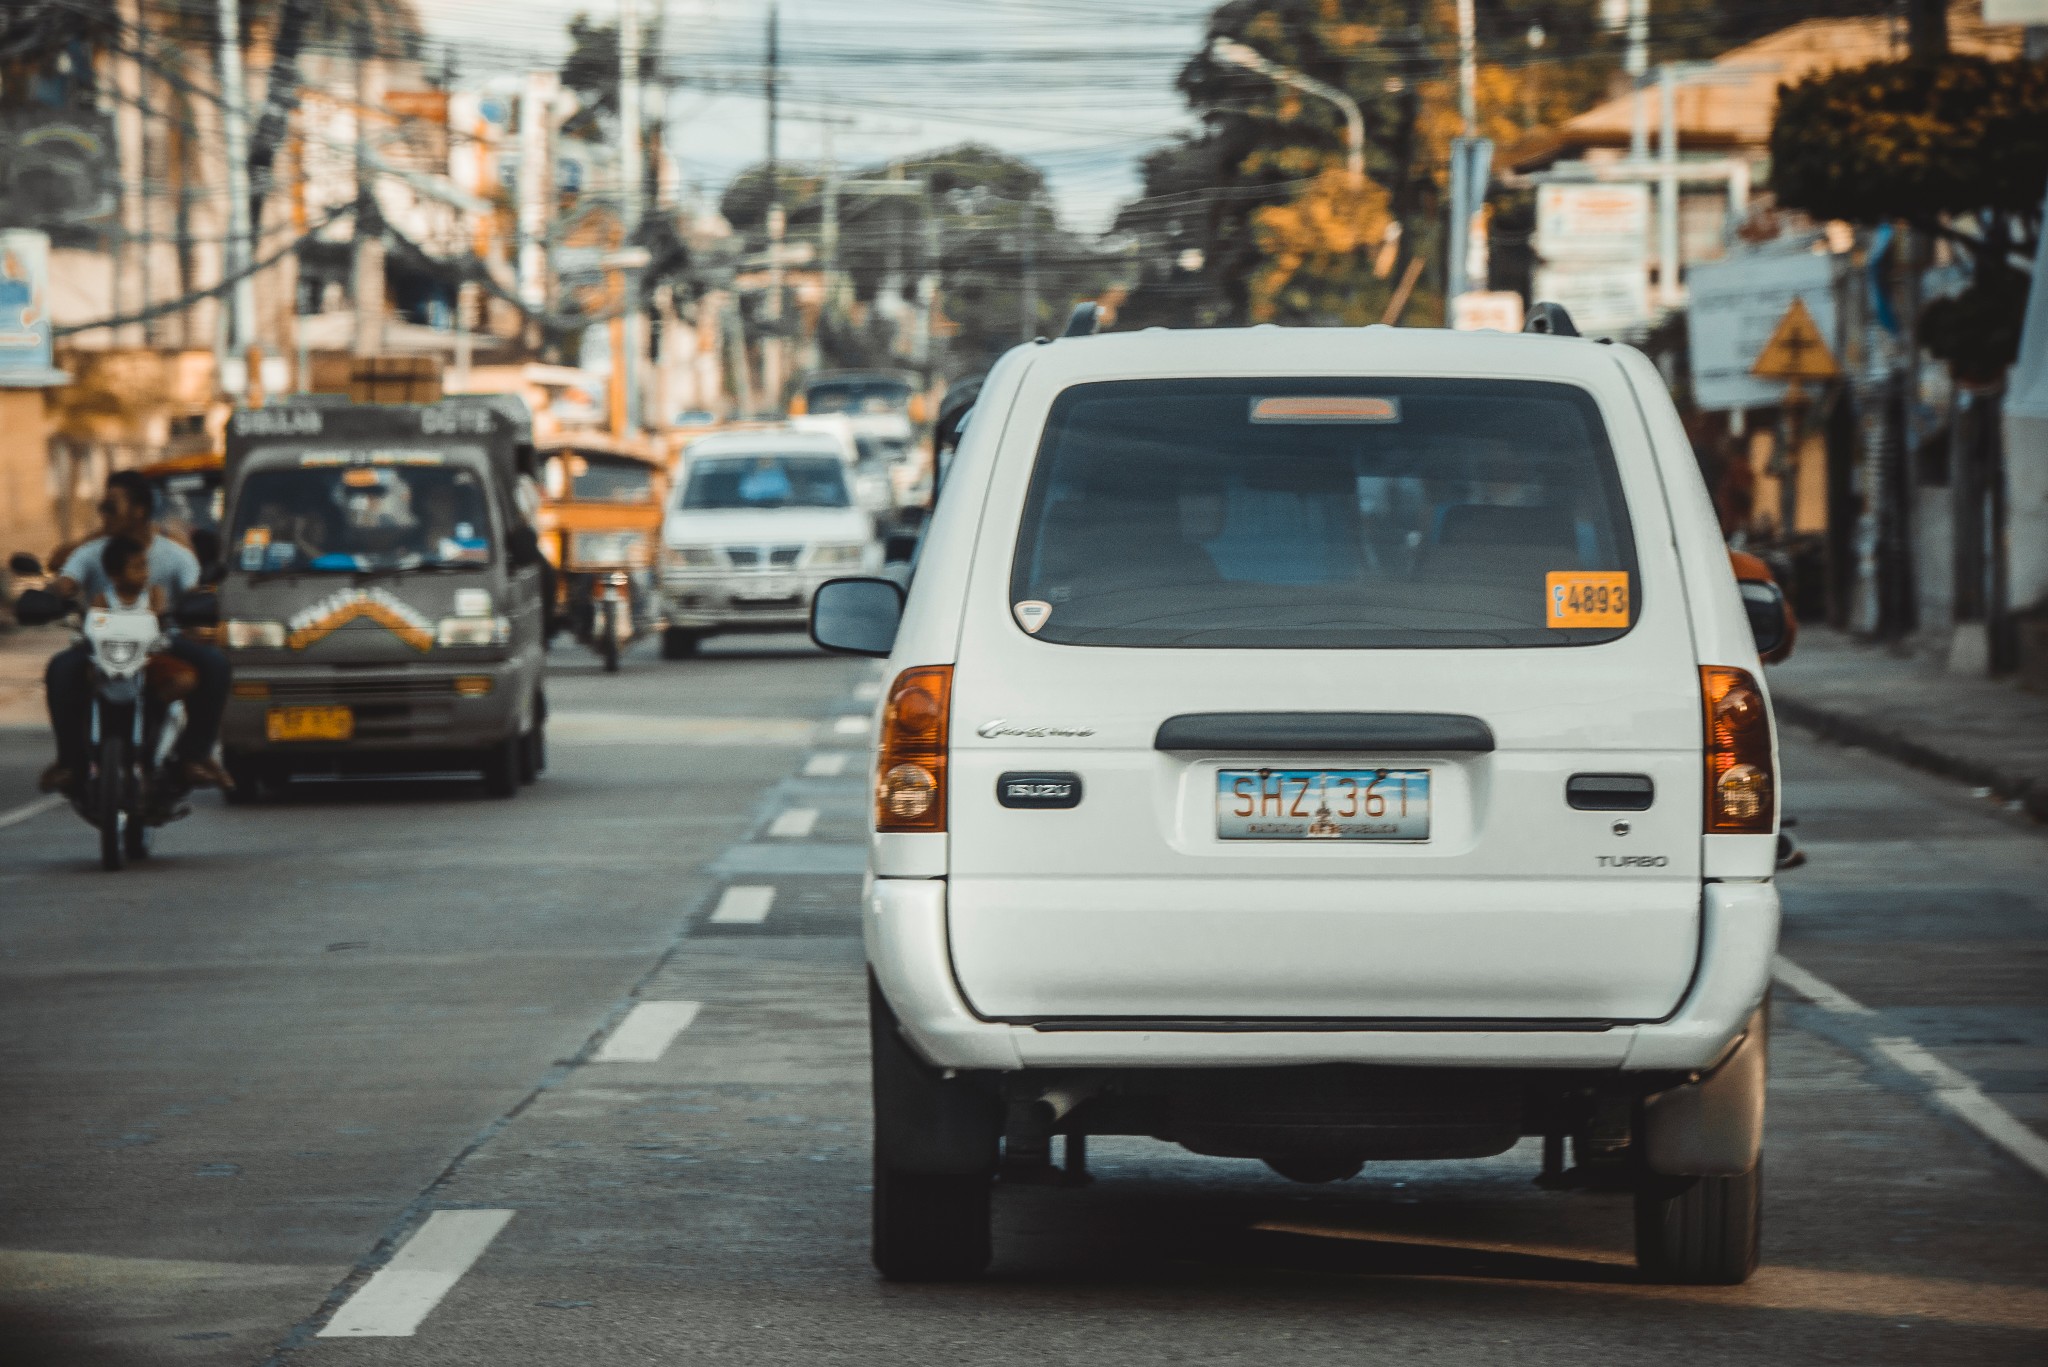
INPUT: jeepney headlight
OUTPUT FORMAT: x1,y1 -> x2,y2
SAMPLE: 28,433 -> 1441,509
809,542 -> 868,569
436,615 -> 510,647
572,530 -> 649,566
453,588 -> 493,618
664,544 -> 718,569
224,619 -> 287,649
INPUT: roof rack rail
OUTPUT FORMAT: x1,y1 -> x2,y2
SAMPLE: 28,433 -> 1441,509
1523,301 -> 1579,337
1062,301 -> 1101,338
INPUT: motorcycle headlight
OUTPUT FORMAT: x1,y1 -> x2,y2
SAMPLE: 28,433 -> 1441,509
809,543 -> 868,569
102,639 -> 142,668
436,614 -> 511,647
664,545 -> 718,569
224,619 -> 287,649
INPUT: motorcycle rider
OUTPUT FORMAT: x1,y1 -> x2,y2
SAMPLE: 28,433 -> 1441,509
37,470 -> 232,795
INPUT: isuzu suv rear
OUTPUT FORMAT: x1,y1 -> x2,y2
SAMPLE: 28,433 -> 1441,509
813,319 -> 1783,1287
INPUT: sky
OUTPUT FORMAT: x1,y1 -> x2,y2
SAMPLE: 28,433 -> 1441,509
414,0 -> 1218,232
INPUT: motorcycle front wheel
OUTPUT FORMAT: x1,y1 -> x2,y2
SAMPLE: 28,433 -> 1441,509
97,725 -> 128,872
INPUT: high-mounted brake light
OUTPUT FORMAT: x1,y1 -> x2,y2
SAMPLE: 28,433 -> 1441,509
1701,666 -> 1774,834
876,666 -> 951,833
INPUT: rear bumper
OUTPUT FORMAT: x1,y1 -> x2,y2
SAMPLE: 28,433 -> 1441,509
867,877 -> 1778,1073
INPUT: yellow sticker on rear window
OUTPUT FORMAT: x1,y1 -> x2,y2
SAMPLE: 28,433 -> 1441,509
1545,571 -> 1631,628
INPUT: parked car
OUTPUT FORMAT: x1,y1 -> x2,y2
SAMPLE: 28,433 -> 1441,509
660,428 -> 882,657
813,313 -> 1787,1286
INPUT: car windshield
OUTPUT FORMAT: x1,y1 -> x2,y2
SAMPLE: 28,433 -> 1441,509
229,454 -> 496,574
1010,378 -> 1639,648
154,471 -> 222,534
680,455 -> 850,510
804,380 -> 912,416
546,452 -> 655,503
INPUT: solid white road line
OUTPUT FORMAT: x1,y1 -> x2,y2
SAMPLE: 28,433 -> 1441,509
1777,955 -> 2048,1183
710,885 -> 776,925
0,795 -> 64,832
803,752 -> 850,778
1873,1036 -> 2048,1182
832,714 -> 868,736
592,1001 -> 703,1064
1772,954 -> 1876,1016
853,680 -> 882,702
768,807 -> 819,838
318,1209 -> 515,1337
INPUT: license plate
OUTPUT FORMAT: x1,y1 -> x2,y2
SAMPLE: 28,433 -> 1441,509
1215,768 -> 1430,841
732,579 -> 795,601
267,705 -> 353,742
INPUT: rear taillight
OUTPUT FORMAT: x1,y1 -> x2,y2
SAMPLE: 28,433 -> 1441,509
1701,665 -> 1774,834
876,666 -> 951,832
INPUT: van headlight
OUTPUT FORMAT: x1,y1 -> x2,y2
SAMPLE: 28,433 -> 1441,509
664,545 -> 719,569
436,615 -> 510,647
224,619 -> 287,649
809,543 -> 868,569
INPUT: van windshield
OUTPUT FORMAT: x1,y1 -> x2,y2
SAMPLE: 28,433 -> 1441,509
681,455 -> 850,510
229,454 -> 496,574
1010,378 -> 1639,648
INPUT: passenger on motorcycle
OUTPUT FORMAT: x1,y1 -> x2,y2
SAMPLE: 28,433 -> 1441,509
38,471 -> 232,795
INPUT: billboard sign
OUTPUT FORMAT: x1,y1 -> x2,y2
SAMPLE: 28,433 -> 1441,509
1685,248 -> 1840,411
0,228 -> 64,388
1535,183 -> 1650,261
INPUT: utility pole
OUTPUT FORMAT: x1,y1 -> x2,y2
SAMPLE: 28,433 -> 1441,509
762,3 -> 785,413
351,21 -> 385,358
1018,194 -> 1038,344
1456,0 -> 1476,136
216,0 -> 257,383
115,0 -> 146,347
616,0 -> 644,435
516,71 -> 557,324
1627,0 -> 1649,163
1447,0 -> 1481,314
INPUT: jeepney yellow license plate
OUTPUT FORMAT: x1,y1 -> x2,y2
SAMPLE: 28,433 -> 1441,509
267,705 -> 353,742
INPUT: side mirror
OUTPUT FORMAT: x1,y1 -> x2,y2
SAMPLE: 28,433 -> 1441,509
173,589 -> 221,630
506,525 -> 543,568
811,576 -> 904,657
8,551 -> 44,578
11,588 -> 66,626
1739,580 -> 1790,661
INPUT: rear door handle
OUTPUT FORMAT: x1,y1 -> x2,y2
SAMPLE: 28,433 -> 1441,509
1154,712 -> 1495,754
1566,773 -> 1655,810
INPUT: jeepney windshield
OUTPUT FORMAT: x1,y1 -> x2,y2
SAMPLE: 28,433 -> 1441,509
228,449 -> 497,574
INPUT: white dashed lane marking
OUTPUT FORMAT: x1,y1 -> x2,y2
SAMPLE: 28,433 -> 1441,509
853,680 -> 882,701
592,1001 -> 703,1064
710,885 -> 776,925
803,752 -> 850,777
1775,955 -> 2048,1182
768,807 -> 819,838
318,1209 -> 515,1337
0,795 -> 64,832
831,715 -> 868,736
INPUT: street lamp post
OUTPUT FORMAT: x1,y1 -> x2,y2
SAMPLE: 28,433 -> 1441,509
1209,38 -> 1364,185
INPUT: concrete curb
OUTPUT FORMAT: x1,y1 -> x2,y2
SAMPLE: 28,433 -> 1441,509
1775,694 -> 2048,826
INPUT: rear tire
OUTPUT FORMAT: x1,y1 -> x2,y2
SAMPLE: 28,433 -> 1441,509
481,732 -> 520,798
123,811 -> 152,860
1634,1162 -> 1761,1285
661,627 -> 701,659
97,726 -> 127,872
872,1164 -> 993,1283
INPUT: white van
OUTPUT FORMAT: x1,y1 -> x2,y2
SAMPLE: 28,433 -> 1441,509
812,316 -> 1787,1286
660,428 -> 880,655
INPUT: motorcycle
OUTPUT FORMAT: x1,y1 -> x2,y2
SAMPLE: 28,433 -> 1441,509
9,553 -> 217,871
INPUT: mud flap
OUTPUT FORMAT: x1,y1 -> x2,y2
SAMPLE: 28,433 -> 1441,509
1642,1003 -> 1767,1176
870,973 -> 1001,1176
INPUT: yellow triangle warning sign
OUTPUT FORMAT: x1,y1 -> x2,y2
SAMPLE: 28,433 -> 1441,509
1751,297 -> 1840,382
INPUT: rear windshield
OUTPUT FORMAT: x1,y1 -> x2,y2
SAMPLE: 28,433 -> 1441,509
805,379 -> 911,416
1010,378 -> 1639,648
680,455 -> 850,510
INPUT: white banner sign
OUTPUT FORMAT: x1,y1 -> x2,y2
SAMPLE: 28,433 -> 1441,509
1533,261 -> 1650,338
1535,183 -> 1650,262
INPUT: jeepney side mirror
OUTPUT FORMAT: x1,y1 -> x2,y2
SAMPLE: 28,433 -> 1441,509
174,589 -> 221,630
1740,580 -> 1791,661
506,525 -> 543,568
811,577 -> 904,658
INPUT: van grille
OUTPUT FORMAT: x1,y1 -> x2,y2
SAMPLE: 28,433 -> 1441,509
267,677 -> 457,703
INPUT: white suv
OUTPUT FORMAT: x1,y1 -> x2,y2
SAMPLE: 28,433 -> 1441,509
813,315 -> 1784,1287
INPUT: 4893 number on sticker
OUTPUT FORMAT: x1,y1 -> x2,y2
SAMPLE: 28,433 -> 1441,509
1545,571 -> 1631,628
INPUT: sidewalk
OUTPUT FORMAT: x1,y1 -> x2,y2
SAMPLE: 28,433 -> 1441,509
1771,627 -> 2048,825
0,624 -> 62,729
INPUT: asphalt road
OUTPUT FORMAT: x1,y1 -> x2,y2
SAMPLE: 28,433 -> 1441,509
0,636 -> 2043,1366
